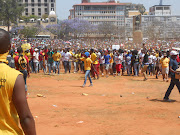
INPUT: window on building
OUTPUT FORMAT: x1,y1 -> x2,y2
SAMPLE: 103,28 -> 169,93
45,8 -> 48,12
31,3 -> 34,6
44,0 -> 47,2
38,3 -> 41,7
164,7 -> 170,10
26,13 -> 28,16
25,0 -> 28,2
38,13 -> 41,16
156,7 -> 163,10
32,13 -> 34,15
51,8 -> 54,11
38,8 -> 41,12
51,0 -> 54,2
44,3 -> 47,6
31,0 -> 34,2
38,0 -> 41,2
32,8 -> 34,13
51,3 -> 54,7
25,8 -> 28,12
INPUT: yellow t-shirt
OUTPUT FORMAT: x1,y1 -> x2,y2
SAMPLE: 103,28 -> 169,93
110,53 -> 114,63
0,63 -> 24,135
74,54 -> 79,62
160,57 -> 170,68
91,53 -> 98,65
24,52 -> 31,61
52,52 -> 61,61
80,57 -> 92,70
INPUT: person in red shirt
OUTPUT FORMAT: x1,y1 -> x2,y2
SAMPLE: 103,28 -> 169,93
44,46 -> 48,73
30,47 -> 35,72
14,47 -> 30,96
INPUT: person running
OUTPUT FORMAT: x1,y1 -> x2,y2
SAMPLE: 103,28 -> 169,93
0,28 -> 36,135
160,52 -> 170,82
14,47 -> 30,96
80,52 -> 93,87
164,51 -> 180,101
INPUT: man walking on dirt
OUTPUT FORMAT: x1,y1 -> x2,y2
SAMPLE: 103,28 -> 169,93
164,51 -> 180,101
0,28 -> 36,134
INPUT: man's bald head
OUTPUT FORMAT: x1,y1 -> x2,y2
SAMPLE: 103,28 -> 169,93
0,29 -> 11,54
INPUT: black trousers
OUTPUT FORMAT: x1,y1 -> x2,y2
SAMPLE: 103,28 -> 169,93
164,77 -> 180,99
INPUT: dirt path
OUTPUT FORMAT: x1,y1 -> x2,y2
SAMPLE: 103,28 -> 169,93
27,73 -> 180,135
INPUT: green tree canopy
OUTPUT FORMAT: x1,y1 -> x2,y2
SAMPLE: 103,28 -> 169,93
0,0 -> 24,31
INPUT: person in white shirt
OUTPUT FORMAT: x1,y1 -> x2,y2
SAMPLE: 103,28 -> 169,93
62,49 -> 72,73
33,48 -> 39,73
99,51 -> 105,76
115,52 -> 123,76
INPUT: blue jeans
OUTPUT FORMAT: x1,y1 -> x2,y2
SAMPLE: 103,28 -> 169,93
20,70 -> 28,91
84,70 -> 92,85
126,64 -> 131,75
29,60 -> 34,73
148,64 -> 154,75
34,62 -> 39,73
53,61 -> 60,74
48,62 -> 53,74
134,62 -> 139,76
64,61 -> 68,73
164,77 -> 180,99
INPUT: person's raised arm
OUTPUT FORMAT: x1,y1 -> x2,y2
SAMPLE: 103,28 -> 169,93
12,75 -> 36,135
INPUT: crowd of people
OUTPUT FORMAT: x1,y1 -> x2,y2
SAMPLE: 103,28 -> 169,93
7,41 -> 180,88
1,28 -> 180,135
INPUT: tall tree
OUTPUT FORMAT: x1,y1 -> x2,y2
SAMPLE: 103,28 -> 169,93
0,0 -> 24,31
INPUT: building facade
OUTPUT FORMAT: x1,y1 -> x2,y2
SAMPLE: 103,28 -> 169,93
140,15 -> 180,40
18,0 -> 56,17
149,5 -> 171,16
69,0 -> 143,28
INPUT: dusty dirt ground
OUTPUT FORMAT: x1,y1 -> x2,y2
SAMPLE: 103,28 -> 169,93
27,72 -> 180,135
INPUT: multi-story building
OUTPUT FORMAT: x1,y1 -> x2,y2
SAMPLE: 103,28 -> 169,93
149,5 -> 171,16
18,0 -> 56,17
69,0 -> 142,28
140,15 -> 180,40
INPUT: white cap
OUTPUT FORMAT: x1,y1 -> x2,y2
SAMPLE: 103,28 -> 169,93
170,51 -> 178,56
34,48 -> 38,51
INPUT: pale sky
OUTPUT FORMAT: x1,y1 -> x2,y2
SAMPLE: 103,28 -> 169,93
56,0 -> 180,20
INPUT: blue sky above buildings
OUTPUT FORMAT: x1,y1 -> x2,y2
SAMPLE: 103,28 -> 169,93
57,0 -> 180,20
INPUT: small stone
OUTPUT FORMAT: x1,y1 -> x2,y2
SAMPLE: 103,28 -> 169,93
120,95 -> 123,97
82,93 -> 88,96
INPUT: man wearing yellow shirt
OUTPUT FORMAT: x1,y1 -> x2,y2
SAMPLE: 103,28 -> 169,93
0,29 -> 36,134
80,52 -> 93,87
160,53 -> 170,82
52,49 -> 61,74
90,49 -> 99,79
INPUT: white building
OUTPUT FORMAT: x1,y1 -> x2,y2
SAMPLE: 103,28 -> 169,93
18,0 -> 56,17
149,5 -> 171,16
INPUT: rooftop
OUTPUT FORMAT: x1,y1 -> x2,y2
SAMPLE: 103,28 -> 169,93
74,2 -> 131,6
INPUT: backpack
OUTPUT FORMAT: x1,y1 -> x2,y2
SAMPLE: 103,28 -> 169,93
18,55 -> 27,70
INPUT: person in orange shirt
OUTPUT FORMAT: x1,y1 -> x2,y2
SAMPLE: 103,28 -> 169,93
80,52 -> 93,87
90,49 -> 99,79
0,29 -> 36,134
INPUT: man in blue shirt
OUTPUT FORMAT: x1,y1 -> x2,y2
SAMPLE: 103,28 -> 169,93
104,51 -> 111,77
164,51 -> 180,101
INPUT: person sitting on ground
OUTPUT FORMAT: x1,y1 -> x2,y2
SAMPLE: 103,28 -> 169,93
0,28 -> 36,135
